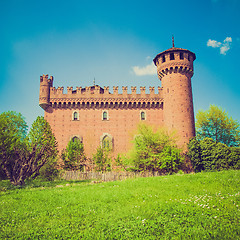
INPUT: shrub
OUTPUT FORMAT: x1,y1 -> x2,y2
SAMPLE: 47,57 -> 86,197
188,137 -> 240,172
92,146 -> 112,172
62,138 -> 86,171
128,124 -> 184,173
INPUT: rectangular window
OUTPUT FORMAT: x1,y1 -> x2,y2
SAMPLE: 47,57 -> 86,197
170,53 -> 175,60
180,52 -> 184,59
103,111 -> 108,120
162,55 -> 166,63
141,111 -> 146,120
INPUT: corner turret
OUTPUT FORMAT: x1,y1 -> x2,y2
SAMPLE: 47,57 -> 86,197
39,74 -> 53,110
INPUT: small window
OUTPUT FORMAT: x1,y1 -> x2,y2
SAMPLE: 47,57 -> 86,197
140,111 -> 146,121
188,54 -> 191,61
170,53 -> 175,60
72,111 -> 79,121
162,55 -> 166,63
102,111 -> 108,121
180,52 -> 184,60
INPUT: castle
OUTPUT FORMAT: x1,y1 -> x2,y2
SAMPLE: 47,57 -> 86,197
39,45 -> 196,158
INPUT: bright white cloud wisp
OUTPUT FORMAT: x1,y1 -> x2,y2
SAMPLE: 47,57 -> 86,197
132,62 -> 156,76
207,37 -> 232,55
207,39 -> 221,48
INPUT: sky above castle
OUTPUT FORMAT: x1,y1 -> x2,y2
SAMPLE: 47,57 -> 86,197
0,0 -> 240,128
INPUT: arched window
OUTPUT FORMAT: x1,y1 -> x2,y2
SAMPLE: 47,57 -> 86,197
72,136 -> 80,142
140,111 -> 146,121
102,110 -> 109,120
102,135 -> 111,148
72,111 -> 79,121
100,133 -> 113,149
70,135 -> 83,143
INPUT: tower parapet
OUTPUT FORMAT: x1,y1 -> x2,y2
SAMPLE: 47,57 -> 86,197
153,47 -> 196,148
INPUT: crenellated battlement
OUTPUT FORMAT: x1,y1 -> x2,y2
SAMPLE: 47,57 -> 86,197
49,85 -> 163,99
39,74 -> 163,109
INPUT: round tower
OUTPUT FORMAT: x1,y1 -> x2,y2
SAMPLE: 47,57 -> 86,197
153,45 -> 196,148
39,74 -> 53,110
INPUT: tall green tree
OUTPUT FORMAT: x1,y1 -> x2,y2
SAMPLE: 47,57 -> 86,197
92,145 -> 111,172
129,124 -> 183,173
0,114 -> 58,185
196,105 -> 240,147
28,116 -> 58,180
62,138 -> 86,170
0,111 -> 28,180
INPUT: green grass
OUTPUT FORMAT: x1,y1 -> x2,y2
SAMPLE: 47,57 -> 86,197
0,171 -> 239,239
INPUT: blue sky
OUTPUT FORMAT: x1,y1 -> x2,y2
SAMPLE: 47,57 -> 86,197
0,0 -> 239,128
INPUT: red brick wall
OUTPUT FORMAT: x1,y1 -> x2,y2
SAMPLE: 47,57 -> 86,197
45,107 -> 164,157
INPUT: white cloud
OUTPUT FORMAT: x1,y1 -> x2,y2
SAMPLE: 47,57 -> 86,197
224,37 -> 232,43
132,62 -> 156,76
207,39 -> 221,48
220,45 -> 230,55
207,37 -> 232,55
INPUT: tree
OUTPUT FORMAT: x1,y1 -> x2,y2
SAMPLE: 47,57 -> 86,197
0,111 -> 28,180
0,114 -> 58,185
196,105 -> 240,147
92,146 -> 111,172
28,116 -> 58,180
129,124 -> 183,173
62,138 -> 86,170
188,137 -> 240,172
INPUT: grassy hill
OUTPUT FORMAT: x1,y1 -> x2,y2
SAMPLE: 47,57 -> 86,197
0,170 -> 239,239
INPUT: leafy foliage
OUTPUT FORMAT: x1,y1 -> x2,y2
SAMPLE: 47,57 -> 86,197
28,116 -> 59,180
92,146 -> 111,172
188,137 -> 240,172
196,105 -> 240,147
0,111 -> 28,180
129,124 -> 184,173
0,113 -> 58,185
62,138 -> 86,171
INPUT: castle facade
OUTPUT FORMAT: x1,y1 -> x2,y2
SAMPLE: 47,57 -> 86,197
39,46 -> 196,157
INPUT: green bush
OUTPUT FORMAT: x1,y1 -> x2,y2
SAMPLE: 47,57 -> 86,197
62,138 -> 86,171
92,146 -> 111,172
127,124 -> 184,173
188,137 -> 240,172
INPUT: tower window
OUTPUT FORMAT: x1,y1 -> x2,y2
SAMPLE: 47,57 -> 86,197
72,111 -> 79,121
140,111 -> 146,121
188,54 -> 191,61
170,53 -> 175,60
102,110 -> 109,120
180,52 -> 184,60
162,55 -> 166,63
